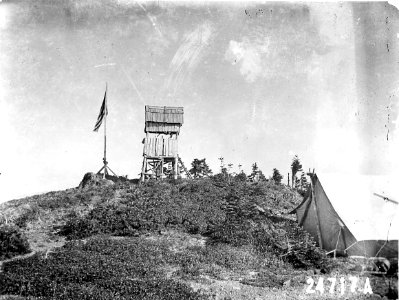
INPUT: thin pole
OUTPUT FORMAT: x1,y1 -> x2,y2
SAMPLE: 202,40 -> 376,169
373,193 -> 398,205
103,83 -> 107,177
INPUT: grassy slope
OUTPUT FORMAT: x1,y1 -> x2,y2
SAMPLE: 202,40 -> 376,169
0,178 -> 396,299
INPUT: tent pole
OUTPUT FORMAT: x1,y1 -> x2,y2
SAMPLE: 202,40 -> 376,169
311,176 -> 323,249
334,228 -> 342,259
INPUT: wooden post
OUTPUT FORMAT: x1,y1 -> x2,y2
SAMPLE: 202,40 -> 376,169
287,173 -> 290,186
174,156 -> 178,179
160,157 -> 164,179
141,156 -> 147,182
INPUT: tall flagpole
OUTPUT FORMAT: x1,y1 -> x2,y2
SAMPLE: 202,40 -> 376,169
103,83 -> 107,177
96,82 -> 117,178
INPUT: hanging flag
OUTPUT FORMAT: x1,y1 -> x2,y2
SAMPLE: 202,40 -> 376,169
93,89 -> 108,132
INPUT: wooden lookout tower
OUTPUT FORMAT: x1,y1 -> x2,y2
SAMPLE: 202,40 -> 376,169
140,106 -> 190,181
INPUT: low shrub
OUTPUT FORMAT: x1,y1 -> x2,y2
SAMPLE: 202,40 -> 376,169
0,225 -> 31,260
35,191 -> 92,211
282,225 -> 327,269
60,179 -> 228,240
207,185 -> 329,270
58,179 -> 327,270
14,204 -> 41,228
0,237 -> 205,300
16,187 -> 114,213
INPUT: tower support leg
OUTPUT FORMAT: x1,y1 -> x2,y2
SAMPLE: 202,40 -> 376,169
174,156 -> 178,179
140,156 -> 147,182
160,158 -> 164,179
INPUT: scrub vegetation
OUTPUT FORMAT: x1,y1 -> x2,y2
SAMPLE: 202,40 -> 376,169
0,175 -> 396,299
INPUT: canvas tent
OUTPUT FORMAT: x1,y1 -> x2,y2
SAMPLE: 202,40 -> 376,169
293,173 -> 398,258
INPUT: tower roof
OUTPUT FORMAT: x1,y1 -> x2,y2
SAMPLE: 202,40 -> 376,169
144,106 -> 184,133
145,106 -> 184,124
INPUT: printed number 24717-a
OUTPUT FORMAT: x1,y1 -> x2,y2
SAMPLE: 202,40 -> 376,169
305,277 -> 373,295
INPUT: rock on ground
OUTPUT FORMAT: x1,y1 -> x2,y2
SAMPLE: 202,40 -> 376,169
78,172 -> 114,189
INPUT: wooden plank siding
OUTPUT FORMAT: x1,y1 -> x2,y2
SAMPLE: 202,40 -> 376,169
143,137 -> 178,157
145,106 -> 184,124
145,122 -> 181,133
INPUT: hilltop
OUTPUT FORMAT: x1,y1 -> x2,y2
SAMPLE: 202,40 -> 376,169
0,175 -> 396,299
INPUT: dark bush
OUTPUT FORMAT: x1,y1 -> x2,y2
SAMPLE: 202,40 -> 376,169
282,225 -> 328,269
0,225 -> 31,260
234,172 -> 247,182
14,204 -> 41,228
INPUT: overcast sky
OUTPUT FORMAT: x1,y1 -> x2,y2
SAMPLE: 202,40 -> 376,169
0,1 -> 398,202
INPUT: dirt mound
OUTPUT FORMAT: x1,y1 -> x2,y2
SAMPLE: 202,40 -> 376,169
78,172 -> 114,189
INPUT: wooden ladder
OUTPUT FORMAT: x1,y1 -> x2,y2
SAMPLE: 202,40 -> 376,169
177,156 -> 192,179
